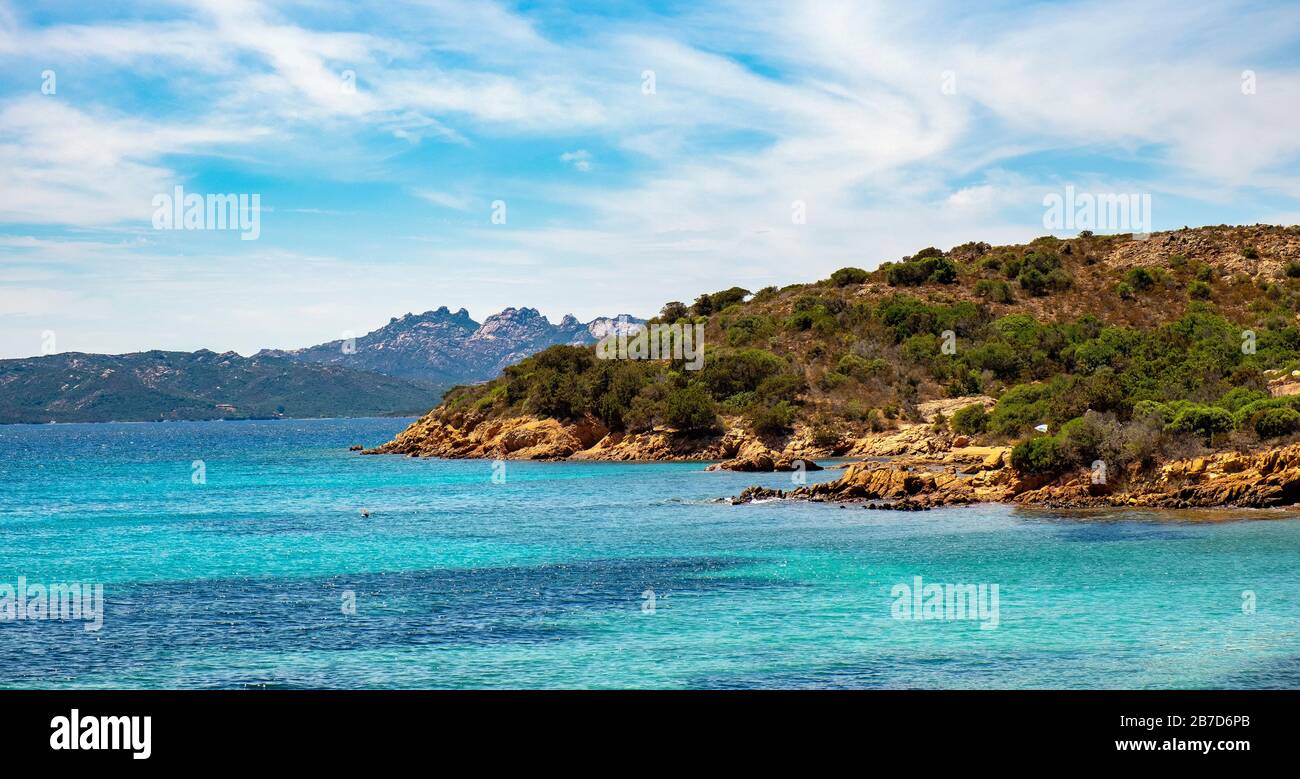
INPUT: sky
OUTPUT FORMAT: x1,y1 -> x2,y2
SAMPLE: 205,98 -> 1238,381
2,0 -> 1300,358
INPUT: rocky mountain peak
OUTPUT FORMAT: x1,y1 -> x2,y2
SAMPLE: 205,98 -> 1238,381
275,305 -> 646,389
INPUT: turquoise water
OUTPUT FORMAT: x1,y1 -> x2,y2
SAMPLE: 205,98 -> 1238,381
1,417 -> 1298,689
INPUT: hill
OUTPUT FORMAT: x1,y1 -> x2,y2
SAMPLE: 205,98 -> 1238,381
371,225 -> 1300,506
0,350 -> 440,423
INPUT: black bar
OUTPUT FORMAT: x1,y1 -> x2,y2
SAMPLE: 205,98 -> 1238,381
0,690 -> 1286,766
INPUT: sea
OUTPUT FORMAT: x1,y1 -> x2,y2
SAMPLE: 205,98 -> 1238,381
0,417 -> 1297,689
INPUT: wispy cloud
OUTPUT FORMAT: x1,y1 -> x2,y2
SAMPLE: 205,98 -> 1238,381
1,0 -> 1299,357
560,150 -> 592,172
411,188 -> 474,211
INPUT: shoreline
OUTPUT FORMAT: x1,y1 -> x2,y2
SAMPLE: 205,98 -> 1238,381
368,408 -> 1300,513
728,442 -> 1300,511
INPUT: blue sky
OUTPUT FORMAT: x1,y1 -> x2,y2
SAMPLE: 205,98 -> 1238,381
2,0 -> 1300,358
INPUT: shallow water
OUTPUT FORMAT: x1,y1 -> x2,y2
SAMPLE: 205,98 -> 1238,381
0,418 -> 1297,689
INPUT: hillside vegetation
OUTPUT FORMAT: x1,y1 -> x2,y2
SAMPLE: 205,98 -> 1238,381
431,225 -> 1300,480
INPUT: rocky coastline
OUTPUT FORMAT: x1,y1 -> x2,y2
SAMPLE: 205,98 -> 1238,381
363,407 -> 826,470
732,442 -> 1300,510
368,395 -> 1300,511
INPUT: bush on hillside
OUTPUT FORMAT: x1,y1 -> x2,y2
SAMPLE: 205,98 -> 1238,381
1166,404 -> 1233,440
950,403 -> 989,435
1125,267 -> 1155,291
1252,407 -> 1300,439
664,385 -> 719,435
749,400 -> 797,435
886,254 -> 957,286
1010,435 -> 1069,475
830,267 -> 869,286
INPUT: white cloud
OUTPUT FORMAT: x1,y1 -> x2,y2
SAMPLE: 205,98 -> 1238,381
0,97 -> 264,225
411,188 -> 474,211
560,150 -> 592,172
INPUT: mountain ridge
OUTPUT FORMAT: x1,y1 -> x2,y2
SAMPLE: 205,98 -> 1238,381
1,306 -> 646,423
259,306 -> 644,388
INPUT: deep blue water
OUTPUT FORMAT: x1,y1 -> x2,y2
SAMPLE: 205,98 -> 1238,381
1,417 -> 1298,689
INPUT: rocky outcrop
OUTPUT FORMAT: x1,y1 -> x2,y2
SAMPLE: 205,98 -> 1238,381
367,409 -> 821,469
706,438 -> 824,472
1115,446 -> 1300,508
368,399 -> 981,471
366,411 -> 609,460
733,442 -> 1300,510
1106,224 -> 1300,281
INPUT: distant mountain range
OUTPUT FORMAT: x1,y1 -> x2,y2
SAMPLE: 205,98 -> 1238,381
0,350 -> 438,424
0,307 -> 644,423
258,306 -> 644,387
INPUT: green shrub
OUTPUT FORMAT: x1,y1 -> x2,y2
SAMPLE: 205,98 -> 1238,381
1015,251 -> 1069,296
1253,407 -> 1300,438
1188,280 -> 1212,300
811,426 -> 840,448
830,267 -> 869,286
926,411 -> 946,433
1133,399 -> 1171,423
886,254 -> 957,286
1228,396 -> 1293,425
835,353 -> 886,381
990,383 -> 1051,436
811,313 -> 840,336
1003,256 -> 1023,279
901,333 -> 938,364
950,403 -> 988,435
699,349 -> 788,399
964,341 -> 1021,380
1018,267 -> 1047,295
726,315 -> 775,346
749,401 -> 797,435
1216,386 -> 1268,414
664,385 -> 719,434
474,384 -> 506,411
1126,267 -> 1155,291
1055,415 -> 1108,463
975,278 -> 1013,303
1011,435 -> 1069,475
754,373 -> 807,405
690,286 -> 750,317
1167,404 -> 1233,439
658,301 -> 689,323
